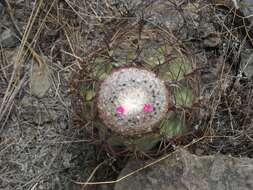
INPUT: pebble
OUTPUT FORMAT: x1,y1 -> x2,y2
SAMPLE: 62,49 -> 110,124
0,2 -> 4,16
29,61 -> 51,98
0,28 -> 19,48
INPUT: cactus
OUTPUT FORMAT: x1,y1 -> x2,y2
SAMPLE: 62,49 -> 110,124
76,25 -> 199,153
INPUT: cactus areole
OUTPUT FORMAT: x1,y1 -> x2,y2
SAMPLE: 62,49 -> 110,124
97,67 -> 170,136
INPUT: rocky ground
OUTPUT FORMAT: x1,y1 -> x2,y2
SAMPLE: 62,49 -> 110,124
115,149 -> 253,190
0,0 -> 253,190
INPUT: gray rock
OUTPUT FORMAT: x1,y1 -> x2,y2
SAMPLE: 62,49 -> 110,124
0,2 -> 4,16
240,0 -> 253,24
146,2 -> 184,31
29,61 -> 51,98
0,28 -> 19,48
19,96 -> 58,125
240,47 -> 253,78
115,149 -> 253,190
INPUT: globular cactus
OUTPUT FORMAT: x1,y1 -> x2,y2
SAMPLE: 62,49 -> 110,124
97,67 -> 170,137
76,25 -> 200,153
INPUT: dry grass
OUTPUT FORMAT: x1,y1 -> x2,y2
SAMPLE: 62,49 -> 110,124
0,0 -> 253,189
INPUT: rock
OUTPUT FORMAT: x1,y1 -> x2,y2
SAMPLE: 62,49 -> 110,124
240,46 -> 253,78
0,2 -> 4,16
240,0 -> 253,24
115,149 -> 253,190
0,28 -> 19,48
19,96 -> 58,125
100,184 -> 114,190
29,61 -> 51,98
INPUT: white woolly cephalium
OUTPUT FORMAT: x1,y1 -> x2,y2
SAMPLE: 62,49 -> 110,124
97,67 -> 170,136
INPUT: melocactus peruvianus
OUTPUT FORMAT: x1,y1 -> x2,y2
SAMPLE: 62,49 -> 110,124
97,67 -> 170,137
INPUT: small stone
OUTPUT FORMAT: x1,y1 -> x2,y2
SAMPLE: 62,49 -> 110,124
62,153 -> 72,168
240,47 -> 253,78
203,33 -> 221,48
0,2 -> 4,16
195,148 -> 205,156
29,61 -> 51,98
100,184 -> 113,190
240,0 -> 253,25
0,29 -> 19,48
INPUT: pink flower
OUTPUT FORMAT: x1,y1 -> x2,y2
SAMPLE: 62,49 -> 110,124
143,103 -> 151,113
116,106 -> 124,115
